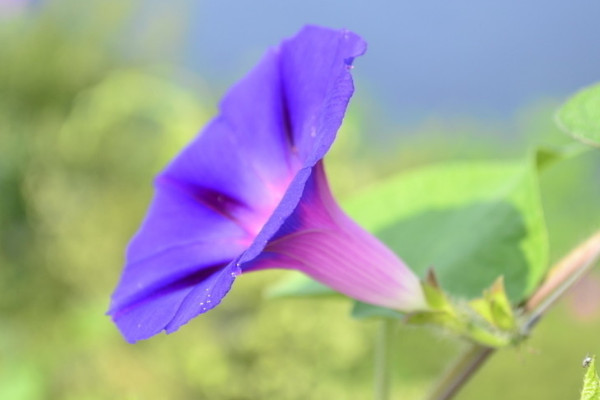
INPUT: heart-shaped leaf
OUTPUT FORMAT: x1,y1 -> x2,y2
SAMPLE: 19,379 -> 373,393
557,82 -> 600,148
345,159 -> 547,304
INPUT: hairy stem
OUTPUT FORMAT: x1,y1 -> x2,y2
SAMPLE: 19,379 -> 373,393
425,345 -> 494,400
425,230 -> 600,400
524,231 -> 600,331
375,319 -> 394,400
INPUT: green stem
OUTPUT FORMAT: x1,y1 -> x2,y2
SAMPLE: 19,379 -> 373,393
375,319 -> 394,400
425,344 -> 494,400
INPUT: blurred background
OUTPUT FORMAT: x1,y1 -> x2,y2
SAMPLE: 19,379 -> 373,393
1,0 -> 600,398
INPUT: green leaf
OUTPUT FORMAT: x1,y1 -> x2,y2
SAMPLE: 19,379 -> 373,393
351,301 -> 404,319
581,356 -> 600,400
535,143 -> 591,170
557,83 -> 600,147
344,159 -> 548,303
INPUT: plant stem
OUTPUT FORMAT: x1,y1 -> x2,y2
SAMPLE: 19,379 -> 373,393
523,231 -> 600,331
425,230 -> 600,400
424,344 -> 494,400
375,319 -> 394,400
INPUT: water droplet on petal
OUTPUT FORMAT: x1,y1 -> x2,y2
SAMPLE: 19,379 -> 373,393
207,300 -> 211,304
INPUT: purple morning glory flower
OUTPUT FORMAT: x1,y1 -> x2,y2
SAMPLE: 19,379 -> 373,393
109,25 -> 426,343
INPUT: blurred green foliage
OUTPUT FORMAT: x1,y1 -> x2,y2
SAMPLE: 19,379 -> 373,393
1,1 -> 599,399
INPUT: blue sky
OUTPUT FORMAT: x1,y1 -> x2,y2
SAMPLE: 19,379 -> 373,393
175,0 -> 600,124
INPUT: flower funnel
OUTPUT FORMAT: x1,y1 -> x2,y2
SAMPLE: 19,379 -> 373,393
108,25 -> 426,343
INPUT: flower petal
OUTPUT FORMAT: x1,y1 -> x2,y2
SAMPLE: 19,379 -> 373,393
112,263 -> 239,343
277,26 -> 366,165
164,263 -> 240,333
109,188 -> 247,313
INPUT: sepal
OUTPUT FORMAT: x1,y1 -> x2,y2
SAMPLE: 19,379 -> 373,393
405,272 -> 523,348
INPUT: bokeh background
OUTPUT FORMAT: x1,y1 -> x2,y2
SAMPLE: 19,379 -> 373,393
1,0 -> 600,399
